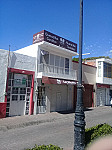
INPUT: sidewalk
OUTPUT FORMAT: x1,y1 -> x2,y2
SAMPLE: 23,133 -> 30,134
0,112 -> 70,131
0,106 -> 111,131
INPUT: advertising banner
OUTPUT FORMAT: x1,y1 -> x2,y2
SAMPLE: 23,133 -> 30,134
33,30 -> 77,52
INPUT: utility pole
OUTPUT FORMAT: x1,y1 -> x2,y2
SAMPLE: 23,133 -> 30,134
74,0 -> 85,149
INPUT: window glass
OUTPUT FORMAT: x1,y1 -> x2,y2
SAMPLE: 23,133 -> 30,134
108,64 -> 111,78
98,61 -> 101,77
65,58 -> 69,68
65,58 -> 69,74
103,62 -> 112,78
12,87 -> 18,94
12,95 -> 18,101
20,88 -> 26,94
50,54 -> 54,65
55,55 -> 60,67
20,95 -> 25,101
60,57 -> 64,68
40,49 -> 49,64
104,62 -> 107,77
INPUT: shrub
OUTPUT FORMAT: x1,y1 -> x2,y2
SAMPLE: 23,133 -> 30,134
25,144 -> 63,150
85,123 -> 112,146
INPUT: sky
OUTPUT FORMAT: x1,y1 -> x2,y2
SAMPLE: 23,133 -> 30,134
0,0 -> 112,58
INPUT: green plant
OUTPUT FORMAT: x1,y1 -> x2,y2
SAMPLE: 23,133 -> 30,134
25,144 -> 63,150
85,123 -> 112,146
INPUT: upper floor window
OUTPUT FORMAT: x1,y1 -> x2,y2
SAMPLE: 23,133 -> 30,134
65,58 -> 69,74
104,62 -> 112,78
40,49 -> 69,74
98,61 -> 101,77
40,50 -> 49,64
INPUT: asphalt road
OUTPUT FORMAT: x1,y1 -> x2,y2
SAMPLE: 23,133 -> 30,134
0,107 -> 112,150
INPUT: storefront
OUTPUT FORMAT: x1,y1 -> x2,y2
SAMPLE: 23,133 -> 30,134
74,83 -> 94,108
5,68 -> 34,117
96,83 -> 110,106
35,77 -> 77,113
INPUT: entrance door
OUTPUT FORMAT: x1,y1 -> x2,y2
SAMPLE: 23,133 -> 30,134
37,87 -> 46,113
10,87 -> 26,116
97,88 -> 106,106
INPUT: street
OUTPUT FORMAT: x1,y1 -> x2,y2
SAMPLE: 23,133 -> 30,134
0,107 -> 112,150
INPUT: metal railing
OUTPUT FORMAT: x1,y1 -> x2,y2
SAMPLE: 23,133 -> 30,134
38,63 -> 77,80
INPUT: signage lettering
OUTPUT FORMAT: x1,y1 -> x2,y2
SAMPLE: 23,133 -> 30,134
33,30 -> 77,52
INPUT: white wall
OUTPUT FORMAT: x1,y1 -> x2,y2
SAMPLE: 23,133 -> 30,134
15,43 -> 38,57
0,49 -> 9,102
73,62 -> 96,85
10,52 -> 36,71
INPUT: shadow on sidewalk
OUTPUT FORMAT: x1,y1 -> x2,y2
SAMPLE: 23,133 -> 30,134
57,108 -> 93,114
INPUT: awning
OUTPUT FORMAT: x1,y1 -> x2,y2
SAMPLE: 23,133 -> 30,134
97,83 -> 110,88
42,76 -> 77,85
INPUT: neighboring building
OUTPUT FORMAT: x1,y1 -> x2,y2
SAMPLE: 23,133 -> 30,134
0,49 -> 36,118
73,61 -> 96,107
85,58 -> 112,106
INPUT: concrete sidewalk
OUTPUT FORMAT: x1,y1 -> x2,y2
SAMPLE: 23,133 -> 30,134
0,112 -> 71,131
0,106 -> 111,131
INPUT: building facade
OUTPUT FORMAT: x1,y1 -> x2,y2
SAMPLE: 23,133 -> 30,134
73,61 -> 96,107
16,30 -> 78,114
0,30 -> 97,118
85,58 -> 112,106
0,49 -> 36,118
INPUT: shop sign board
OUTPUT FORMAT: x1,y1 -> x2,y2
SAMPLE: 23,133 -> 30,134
14,74 -> 27,87
42,76 -> 77,85
33,30 -> 77,52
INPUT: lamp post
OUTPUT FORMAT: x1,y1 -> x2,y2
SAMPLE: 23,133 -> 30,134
74,0 -> 85,150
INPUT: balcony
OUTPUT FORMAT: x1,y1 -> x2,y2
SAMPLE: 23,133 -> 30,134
37,63 -> 77,80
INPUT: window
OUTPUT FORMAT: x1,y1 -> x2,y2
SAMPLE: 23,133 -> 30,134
108,64 -> 111,78
98,61 -> 101,77
55,55 -> 60,67
65,58 -> 69,74
12,95 -> 18,101
39,49 -> 70,75
103,62 -> 112,78
60,57 -> 64,74
50,54 -> 54,66
20,88 -> 26,94
40,49 -> 49,64
12,87 -> 18,94
20,95 -> 25,101
60,57 -> 64,68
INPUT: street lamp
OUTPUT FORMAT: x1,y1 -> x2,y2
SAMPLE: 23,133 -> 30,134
74,0 -> 86,150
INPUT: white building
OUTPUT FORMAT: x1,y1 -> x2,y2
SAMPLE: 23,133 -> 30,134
85,58 -> 112,106
16,30 -> 78,114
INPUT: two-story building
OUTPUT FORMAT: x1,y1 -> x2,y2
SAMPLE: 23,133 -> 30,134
85,58 -> 112,106
16,30 -> 78,114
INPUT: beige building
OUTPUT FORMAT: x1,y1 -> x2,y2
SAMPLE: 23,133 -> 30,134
73,61 -> 96,107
